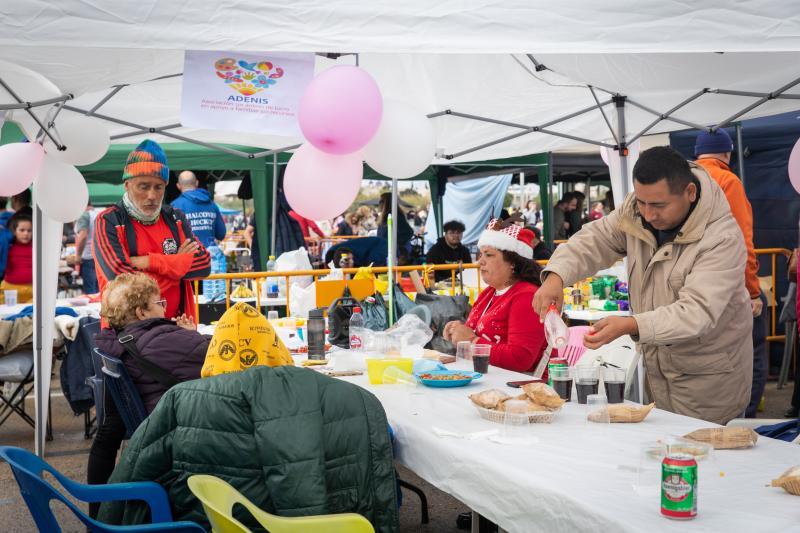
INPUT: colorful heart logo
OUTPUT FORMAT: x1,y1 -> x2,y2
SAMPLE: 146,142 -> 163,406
214,57 -> 285,96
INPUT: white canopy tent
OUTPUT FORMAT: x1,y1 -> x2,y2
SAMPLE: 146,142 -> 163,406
2,3 -> 800,455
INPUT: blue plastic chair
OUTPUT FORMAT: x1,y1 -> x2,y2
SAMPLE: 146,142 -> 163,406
95,348 -> 148,439
0,446 -> 203,532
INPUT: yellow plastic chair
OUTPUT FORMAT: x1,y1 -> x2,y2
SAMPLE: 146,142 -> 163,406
187,475 -> 375,533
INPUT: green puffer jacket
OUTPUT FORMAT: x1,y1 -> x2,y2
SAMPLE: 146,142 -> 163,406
98,365 -> 399,532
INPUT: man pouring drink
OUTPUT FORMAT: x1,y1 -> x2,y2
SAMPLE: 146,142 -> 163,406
532,146 -> 753,424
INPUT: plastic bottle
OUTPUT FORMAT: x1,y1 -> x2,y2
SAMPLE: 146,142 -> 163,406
265,255 -> 279,298
203,246 -> 226,301
543,303 -> 569,349
349,307 -> 365,351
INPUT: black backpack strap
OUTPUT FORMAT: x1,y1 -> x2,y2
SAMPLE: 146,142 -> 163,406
162,207 -> 188,315
117,331 -> 180,389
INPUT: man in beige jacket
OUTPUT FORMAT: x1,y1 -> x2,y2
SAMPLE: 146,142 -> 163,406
533,146 -> 752,424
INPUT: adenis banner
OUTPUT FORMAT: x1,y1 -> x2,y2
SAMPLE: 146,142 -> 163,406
181,50 -> 315,136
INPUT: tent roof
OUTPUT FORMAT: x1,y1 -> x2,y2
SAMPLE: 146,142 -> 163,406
2,3 -> 798,59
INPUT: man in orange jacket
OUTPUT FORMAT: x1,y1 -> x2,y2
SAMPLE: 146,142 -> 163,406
695,128 -> 766,417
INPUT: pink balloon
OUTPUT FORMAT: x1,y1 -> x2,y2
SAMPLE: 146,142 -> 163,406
298,66 -> 383,155
284,144 -> 363,220
0,142 -> 44,196
789,137 -> 800,194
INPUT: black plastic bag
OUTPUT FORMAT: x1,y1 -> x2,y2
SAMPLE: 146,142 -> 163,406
413,293 -> 471,354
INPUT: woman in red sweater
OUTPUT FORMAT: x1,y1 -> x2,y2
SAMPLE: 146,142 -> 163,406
443,219 -> 547,373
1,213 -> 33,303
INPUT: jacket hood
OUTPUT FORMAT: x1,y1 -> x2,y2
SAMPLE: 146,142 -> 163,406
617,163 -> 731,246
181,189 -> 213,204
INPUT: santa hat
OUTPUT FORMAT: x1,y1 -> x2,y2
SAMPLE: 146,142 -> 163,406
477,219 -> 534,259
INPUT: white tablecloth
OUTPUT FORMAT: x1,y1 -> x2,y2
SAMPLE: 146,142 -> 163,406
339,361 -> 799,533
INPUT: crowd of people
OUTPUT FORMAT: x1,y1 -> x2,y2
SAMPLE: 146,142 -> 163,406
7,129 -> 793,527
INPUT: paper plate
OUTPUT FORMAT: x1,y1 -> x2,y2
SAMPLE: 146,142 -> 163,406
415,370 -> 482,388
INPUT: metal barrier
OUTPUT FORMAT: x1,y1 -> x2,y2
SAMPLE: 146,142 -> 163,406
755,247 -> 793,346
194,263 -> 483,317
303,235 -> 367,266
194,248 -> 792,346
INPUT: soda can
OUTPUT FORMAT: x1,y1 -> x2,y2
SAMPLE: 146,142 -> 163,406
661,453 -> 698,519
547,358 -> 568,387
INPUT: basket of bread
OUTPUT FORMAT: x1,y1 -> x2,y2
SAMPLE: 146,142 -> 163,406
469,382 -> 564,424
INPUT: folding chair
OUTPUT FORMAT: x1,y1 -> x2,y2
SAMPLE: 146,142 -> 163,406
94,348 -> 148,438
0,351 -> 52,440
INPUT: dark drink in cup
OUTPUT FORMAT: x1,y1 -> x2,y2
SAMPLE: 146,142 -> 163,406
549,366 -> 572,401
576,380 -> 599,404
553,378 -> 573,401
603,367 -> 626,404
471,345 -> 491,374
604,381 -> 625,404
472,355 -> 490,373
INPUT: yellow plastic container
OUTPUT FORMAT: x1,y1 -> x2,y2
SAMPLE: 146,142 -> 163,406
366,358 -> 414,385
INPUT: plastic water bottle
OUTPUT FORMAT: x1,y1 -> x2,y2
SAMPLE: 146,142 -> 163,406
266,255 -> 279,298
543,303 -> 569,349
349,307 -> 365,351
203,246 -> 226,301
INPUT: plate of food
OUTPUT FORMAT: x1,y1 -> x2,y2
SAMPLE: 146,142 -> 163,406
415,370 -> 482,388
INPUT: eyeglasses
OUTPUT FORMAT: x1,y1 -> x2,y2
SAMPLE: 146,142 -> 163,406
153,299 -> 167,309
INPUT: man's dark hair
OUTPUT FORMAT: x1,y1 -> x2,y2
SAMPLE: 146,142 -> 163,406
633,146 -> 695,194
443,220 -> 466,233
557,191 -> 576,206
12,189 -> 31,207
529,226 -> 542,240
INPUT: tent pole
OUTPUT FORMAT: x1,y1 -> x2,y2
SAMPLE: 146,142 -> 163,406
62,105 -> 255,159
736,123 -> 746,186
714,75 -> 800,129
614,96 -> 630,199
392,178 -> 398,263
544,154 -> 553,248
86,86 -> 125,116
271,154 -> 278,257
589,86 -> 618,144
33,204 -> 44,457
111,123 -> 182,141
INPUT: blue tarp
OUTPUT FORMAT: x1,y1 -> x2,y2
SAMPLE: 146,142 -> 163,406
424,174 -> 513,249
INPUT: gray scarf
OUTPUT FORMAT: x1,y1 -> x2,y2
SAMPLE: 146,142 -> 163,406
122,192 -> 161,225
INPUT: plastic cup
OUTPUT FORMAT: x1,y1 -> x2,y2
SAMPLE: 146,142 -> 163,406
550,366 -> 573,402
585,393 -> 610,424
456,340 -> 473,361
3,290 -> 17,306
267,310 -> 279,321
603,366 -> 626,404
502,399 -> 529,439
382,366 -> 419,387
636,441 -> 666,496
575,366 -> 599,404
472,344 -> 491,373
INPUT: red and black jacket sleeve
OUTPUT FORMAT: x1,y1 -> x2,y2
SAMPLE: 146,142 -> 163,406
93,206 -> 136,282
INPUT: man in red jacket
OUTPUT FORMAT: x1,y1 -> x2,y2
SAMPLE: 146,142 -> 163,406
93,139 -> 210,323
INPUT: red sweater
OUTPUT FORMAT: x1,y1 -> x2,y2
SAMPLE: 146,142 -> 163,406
289,211 -> 324,238
465,281 -> 547,373
4,241 -> 32,285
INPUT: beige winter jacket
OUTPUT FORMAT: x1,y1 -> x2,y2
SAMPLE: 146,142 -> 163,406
544,164 -> 752,424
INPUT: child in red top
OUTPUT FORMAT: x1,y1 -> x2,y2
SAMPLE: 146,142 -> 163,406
1,214 -> 33,303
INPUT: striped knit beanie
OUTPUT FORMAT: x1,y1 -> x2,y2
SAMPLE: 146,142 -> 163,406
122,139 -> 169,182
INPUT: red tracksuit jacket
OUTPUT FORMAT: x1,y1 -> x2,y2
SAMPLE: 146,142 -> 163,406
93,203 -> 210,321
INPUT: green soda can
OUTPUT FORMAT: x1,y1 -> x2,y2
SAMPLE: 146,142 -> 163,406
547,358 -> 568,387
661,453 -> 698,519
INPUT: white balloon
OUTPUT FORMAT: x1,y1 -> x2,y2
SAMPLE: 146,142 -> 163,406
362,101 -> 436,179
34,155 -> 89,223
43,116 -> 110,166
